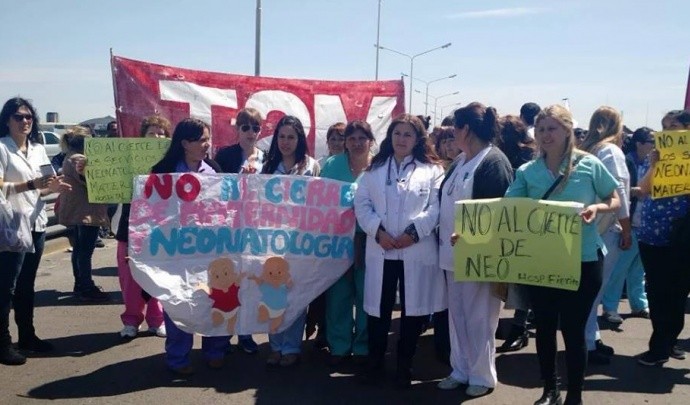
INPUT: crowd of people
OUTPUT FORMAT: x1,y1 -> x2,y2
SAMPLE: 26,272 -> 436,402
1,95 -> 689,405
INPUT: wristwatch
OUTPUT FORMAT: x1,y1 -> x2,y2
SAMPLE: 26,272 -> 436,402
404,223 -> 420,243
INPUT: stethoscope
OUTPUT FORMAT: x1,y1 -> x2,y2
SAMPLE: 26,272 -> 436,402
386,156 -> 417,186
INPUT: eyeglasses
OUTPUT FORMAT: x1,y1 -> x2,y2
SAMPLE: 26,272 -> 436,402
11,113 -> 33,122
240,124 -> 261,133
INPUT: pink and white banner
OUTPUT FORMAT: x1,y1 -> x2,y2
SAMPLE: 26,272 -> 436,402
112,55 -> 405,159
128,173 -> 356,335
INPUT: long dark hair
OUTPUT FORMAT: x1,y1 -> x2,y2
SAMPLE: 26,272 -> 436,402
0,97 -> 41,143
497,115 -> 536,169
369,114 -> 438,170
261,115 -> 309,174
454,102 -> 500,143
151,118 -> 210,173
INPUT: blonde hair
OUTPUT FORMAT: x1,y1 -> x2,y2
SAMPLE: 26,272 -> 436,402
580,106 -> 622,152
535,105 -> 586,194
60,125 -> 92,154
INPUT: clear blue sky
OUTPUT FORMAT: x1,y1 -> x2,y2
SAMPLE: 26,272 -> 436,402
1,0 -> 688,130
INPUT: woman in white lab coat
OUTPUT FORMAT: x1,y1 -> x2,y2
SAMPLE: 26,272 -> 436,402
354,113 -> 445,389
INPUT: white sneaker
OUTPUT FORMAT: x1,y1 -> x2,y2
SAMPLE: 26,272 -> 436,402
604,311 -> 623,324
148,325 -> 167,337
119,325 -> 138,339
466,385 -> 490,397
437,375 -> 464,390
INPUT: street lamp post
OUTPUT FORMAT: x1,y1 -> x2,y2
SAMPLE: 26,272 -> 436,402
439,102 -> 463,124
375,0 -> 381,80
402,73 -> 457,116
255,0 -> 261,76
416,90 -> 460,125
376,42 -> 452,113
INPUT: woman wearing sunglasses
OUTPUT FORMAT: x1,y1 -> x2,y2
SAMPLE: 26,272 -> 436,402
0,97 -> 70,365
213,108 -> 265,354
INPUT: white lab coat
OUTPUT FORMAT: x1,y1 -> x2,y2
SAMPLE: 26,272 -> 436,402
354,157 -> 447,317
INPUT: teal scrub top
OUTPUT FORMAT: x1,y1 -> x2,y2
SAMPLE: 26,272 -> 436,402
505,154 -> 618,262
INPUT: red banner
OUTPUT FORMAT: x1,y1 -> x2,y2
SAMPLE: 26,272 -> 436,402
112,55 -> 405,158
685,65 -> 690,110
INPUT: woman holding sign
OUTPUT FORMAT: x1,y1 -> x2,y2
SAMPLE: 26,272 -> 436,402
115,115 -> 171,339
354,114 -> 445,389
320,120 -> 374,367
505,105 -> 620,405
150,118 -> 227,375
260,115 -> 320,368
57,126 -> 111,302
439,103 -> 513,397
635,109 -> 690,367
0,97 -> 69,365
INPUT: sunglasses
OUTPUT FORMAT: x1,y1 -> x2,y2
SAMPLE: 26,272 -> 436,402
11,113 -> 33,122
240,124 -> 261,133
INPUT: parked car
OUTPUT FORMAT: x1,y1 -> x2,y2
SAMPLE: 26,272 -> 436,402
38,131 -> 62,160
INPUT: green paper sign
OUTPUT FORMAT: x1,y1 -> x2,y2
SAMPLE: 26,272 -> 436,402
453,197 -> 583,291
85,138 -> 170,203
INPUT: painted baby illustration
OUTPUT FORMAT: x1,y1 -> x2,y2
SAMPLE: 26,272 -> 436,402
249,256 -> 293,333
198,257 -> 244,334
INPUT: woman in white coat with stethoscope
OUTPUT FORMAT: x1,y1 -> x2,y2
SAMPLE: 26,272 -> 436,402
439,103 -> 514,398
354,113 -> 445,389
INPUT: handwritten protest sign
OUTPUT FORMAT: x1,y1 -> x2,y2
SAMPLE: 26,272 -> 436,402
84,138 -> 170,203
454,198 -> 583,291
128,173 -> 356,336
651,130 -> 690,199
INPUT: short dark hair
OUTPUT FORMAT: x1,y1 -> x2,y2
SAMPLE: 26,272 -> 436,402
520,102 -> 541,126
107,120 -> 117,131
631,127 -> 654,144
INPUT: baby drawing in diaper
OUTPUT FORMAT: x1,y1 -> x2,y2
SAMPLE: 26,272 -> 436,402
198,257 -> 244,334
249,256 -> 293,333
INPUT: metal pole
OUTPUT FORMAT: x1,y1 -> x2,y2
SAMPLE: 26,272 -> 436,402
255,0 -> 261,76
375,0 -> 381,80
424,82 -> 430,116
409,58 -> 414,113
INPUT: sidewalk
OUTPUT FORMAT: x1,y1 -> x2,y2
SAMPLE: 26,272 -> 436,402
1,238 -> 688,404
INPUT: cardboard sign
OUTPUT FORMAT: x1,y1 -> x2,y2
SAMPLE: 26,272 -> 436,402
651,130 -> 690,199
128,173 -> 356,336
84,138 -> 170,203
454,198 -> 583,291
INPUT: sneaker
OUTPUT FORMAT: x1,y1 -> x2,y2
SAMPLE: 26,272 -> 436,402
437,375 -> 464,390
466,385 -> 490,397
95,238 -> 105,248
604,311 -> 623,324
78,286 -> 110,302
119,325 -> 138,339
670,346 -> 686,360
630,308 -> 650,319
0,346 -> 26,365
266,351 -> 281,367
595,339 -> 615,356
637,351 -> 669,366
279,353 -> 300,367
238,335 -> 258,354
148,325 -> 167,338
17,336 -> 54,352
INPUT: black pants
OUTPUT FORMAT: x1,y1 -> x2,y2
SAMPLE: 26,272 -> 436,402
367,260 -> 426,369
639,243 -> 690,356
0,231 -> 46,347
71,225 -> 99,293
528,253 -> 603,401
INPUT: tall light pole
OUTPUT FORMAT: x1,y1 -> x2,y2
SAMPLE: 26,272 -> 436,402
416,90 -> 460,125
402,73 -> 456,116
376,42 -> 452,113
439,102 -> 463,124
375,0 -> 381,80
255,0 -> 262,76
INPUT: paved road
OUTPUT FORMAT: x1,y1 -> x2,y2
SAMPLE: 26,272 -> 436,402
1,238 -> 689,404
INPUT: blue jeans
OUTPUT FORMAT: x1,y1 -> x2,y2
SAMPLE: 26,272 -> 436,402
268,310 -> 307,355
71,225 -> 99,292
163,312 -> 229,369
0,231 -> 45,346
601,231 -> 648,312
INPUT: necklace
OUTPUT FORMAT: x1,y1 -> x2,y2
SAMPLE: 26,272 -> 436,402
348,155 -> 368,178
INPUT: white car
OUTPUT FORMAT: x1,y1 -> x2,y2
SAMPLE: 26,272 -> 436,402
38,131 -> 62,160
